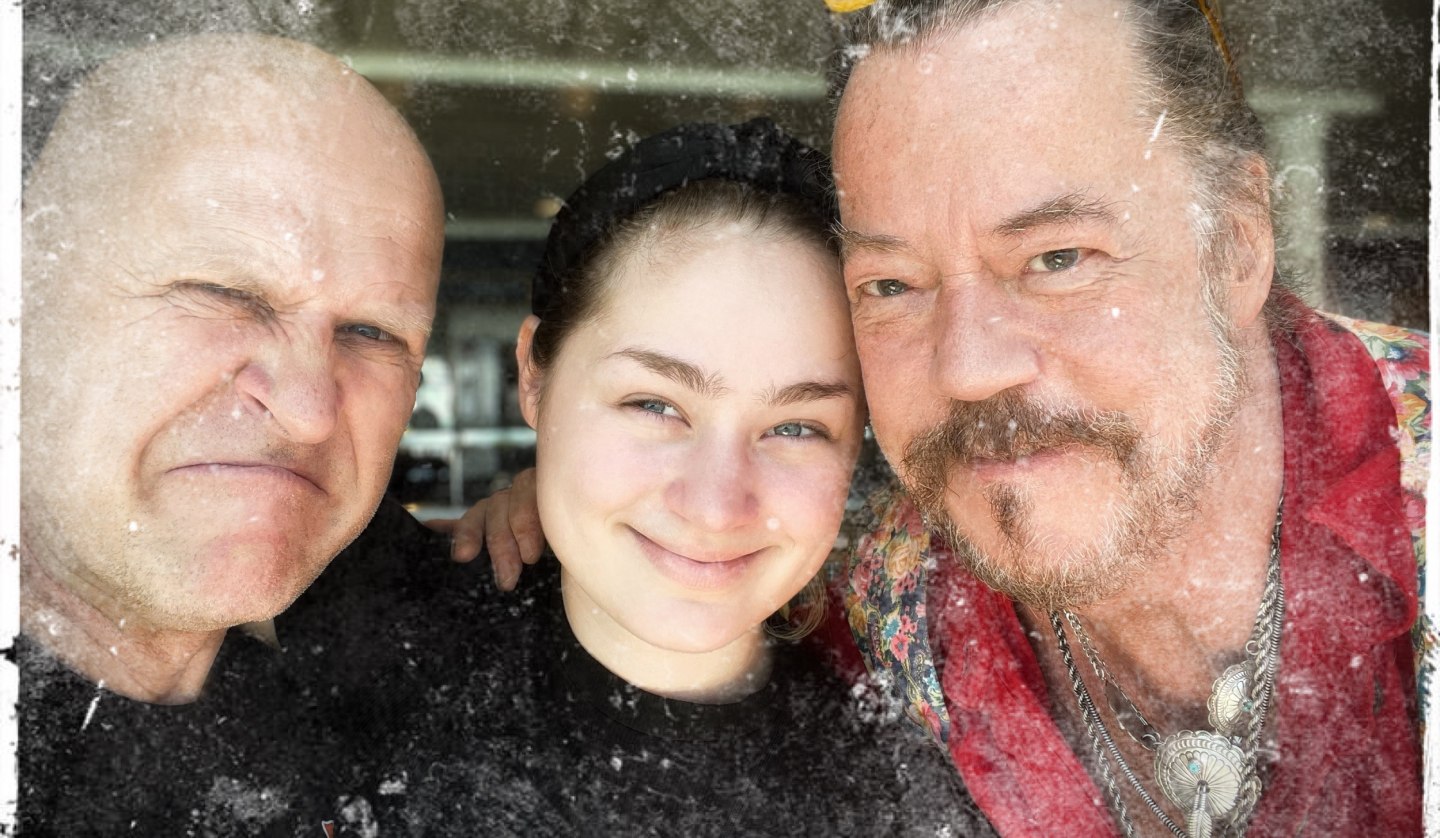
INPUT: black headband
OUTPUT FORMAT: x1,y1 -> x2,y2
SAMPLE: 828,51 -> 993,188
531,117 -> 837,320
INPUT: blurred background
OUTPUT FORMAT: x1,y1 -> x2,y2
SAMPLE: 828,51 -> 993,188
23,0 -> 1429,517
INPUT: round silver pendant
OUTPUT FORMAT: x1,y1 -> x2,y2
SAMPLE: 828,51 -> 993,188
1155,730 -> 1245,820
1207,663 -> 1252,735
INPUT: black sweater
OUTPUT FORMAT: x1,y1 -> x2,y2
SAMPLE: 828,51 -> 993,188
19,499 -> 994,836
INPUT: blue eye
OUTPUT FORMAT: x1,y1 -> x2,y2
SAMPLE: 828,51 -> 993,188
768,422 -> 827,440
344,323 -> 394,342
1027,249 -> 1082,272
626,398 -> 681,420
860,279 -> 910,297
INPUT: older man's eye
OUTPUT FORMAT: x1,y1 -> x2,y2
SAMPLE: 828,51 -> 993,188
195,283 -> 254,301
174,281 -> 272,318
859,279 -> 910,297
343,323 -> 395,342
1027,249 -> 1082,272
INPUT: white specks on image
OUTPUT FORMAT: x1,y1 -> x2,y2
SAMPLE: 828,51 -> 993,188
1142,109 -> 1167,160
80,680 -> 104,731
337,795 -> 379,838
378,777 -> 407,795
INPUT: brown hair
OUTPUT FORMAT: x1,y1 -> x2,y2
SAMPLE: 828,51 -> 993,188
528,178 -> 838,373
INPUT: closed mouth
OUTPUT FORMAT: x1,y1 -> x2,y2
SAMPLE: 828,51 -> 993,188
169,461 -> 324,493
629,528 -> 763,589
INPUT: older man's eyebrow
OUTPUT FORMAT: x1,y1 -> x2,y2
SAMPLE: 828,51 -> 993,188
610,348 -> 728,398
994,192 -> 1120,239
833,222 -> 914,261
763,381 -> 855,408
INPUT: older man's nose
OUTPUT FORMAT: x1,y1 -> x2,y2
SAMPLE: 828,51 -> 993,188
930,281 -> 1039,403
233,334 -> 340,445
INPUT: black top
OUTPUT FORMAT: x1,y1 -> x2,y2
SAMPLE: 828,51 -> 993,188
18,500 -> 995,836
385,559 -> 993,836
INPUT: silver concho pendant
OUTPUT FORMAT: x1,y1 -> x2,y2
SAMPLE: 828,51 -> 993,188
1155,730 -> 1245,823
1207,663 -> 1252,736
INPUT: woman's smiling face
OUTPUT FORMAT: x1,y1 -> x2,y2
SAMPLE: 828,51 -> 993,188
519,222 -> 864,661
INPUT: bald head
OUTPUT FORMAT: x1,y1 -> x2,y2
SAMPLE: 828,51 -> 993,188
21,34 -> 445,659
26,34 -> 440,263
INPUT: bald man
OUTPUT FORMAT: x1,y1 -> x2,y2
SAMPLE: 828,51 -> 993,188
20,34 -> 453,832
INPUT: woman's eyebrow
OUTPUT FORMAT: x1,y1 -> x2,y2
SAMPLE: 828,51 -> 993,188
763,381 -> 855,408
608,348 -> 729,398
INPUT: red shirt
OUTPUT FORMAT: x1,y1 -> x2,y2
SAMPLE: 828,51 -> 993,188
832,302 -> 1425,836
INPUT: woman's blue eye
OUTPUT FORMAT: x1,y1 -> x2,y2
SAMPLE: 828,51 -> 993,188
628,398 -> 679,419
770,422 -> 822,439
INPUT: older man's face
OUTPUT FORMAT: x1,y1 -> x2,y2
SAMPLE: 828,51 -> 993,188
23,101 -> 442,631
833,0 -> 1252,607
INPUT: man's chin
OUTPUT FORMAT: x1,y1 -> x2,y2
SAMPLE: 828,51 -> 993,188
133,536 -> 333,632
935,513 -> 1142,611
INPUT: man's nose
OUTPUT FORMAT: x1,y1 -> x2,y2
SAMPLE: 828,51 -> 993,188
665,435 -> 761,534
232,327 -> 340,445
930,281 -> 1040,403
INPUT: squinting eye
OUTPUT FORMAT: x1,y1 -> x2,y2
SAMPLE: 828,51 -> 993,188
196,283 -> 255,301
859,279 -> 910,297
1027,249 -> 1082,272
343,323 -> 395,342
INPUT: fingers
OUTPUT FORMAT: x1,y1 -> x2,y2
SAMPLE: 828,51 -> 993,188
507,469 -> 546,565
446,504 -> 489,565
484,491 -> 525,591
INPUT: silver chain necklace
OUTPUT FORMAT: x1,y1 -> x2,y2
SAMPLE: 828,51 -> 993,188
1050,503 -> 1285,838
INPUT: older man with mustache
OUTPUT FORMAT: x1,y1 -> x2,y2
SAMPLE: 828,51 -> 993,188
467,1 -> 1429,835
828,1 -> 1427,835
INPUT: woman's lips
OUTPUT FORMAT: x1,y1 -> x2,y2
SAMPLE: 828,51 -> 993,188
630,528 -> 762,590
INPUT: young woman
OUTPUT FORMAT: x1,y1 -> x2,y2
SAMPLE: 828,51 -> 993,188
414,119 -> 992,834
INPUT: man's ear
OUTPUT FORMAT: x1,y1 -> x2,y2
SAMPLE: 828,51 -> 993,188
1223,153 -> 1276,329
515,315 -> 544,430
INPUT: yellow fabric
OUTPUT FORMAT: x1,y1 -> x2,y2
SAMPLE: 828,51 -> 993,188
824,0 -> 878,13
